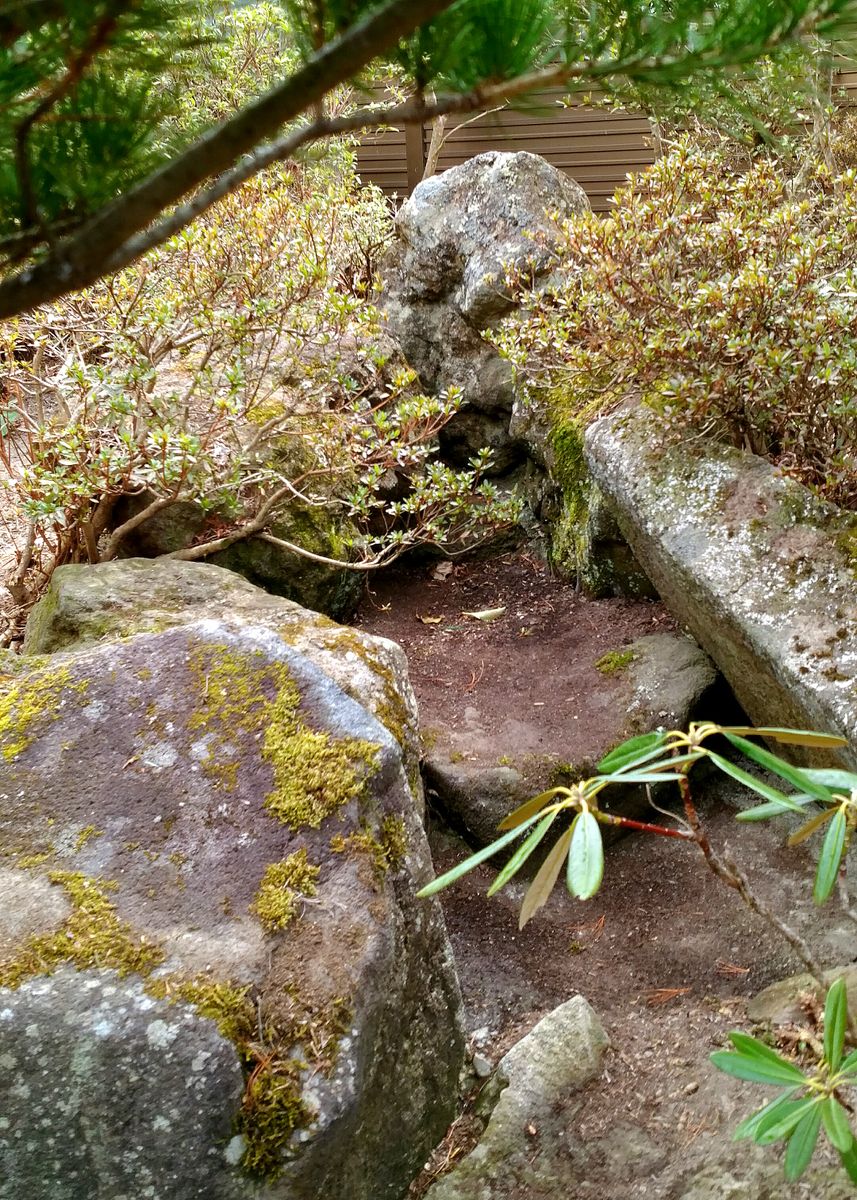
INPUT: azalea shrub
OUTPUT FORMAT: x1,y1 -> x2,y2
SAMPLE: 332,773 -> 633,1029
494,140 -> 857,510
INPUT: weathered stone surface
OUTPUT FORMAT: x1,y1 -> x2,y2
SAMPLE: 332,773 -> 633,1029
2,566 -> 464,1199
23,558 -> 422,792
0,968 -> 245,1200
748,964 -> 857,1026
112,488 -> 364,621
586,406 -> 857,768
424,996 -> 608,1200
423,631 -> 717,845
383,152 -> 589,469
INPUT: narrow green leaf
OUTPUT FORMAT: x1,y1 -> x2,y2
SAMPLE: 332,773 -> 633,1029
707,751 -> 805,811
710,1049 -> 807,1087
788,806 -> 837,846
736,795 -> 817,822
838,1135 -> 857,1184
822,1097 -> 854,1153
519,826 -> 573,930
726,727 -> 848,749
756,1097 -> 820,1145
597,731 -> 667,774
839,1046 -> 857,1075
783,1102 -> 823,1181
801,769 -> 857,791
814,807 -> 847,905
497,788 -> 567,831
728,1032 -> 803,1067
824,978 -> 848,1071
723,734 -> 836,801
595,770 -> 687,784
566,809 -> 604,901
416,814 -> 543,898
733,1089 -> 800,1142
487,812 -> 557,897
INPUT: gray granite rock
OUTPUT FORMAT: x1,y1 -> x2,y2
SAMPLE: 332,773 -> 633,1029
1,566 -> 464,1199
383,152 -> 589,469
586,405 -> 857,769
424,995 -> 608,1200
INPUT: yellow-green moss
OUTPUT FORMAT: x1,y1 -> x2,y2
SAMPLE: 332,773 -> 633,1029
330,815 -> 408,884
0,665 -> 89,761
251,850 -> 320,932
595,649 -> 636,675
186,643 -> 379,828
74,825 -> 103,852
148,974 -> 351,1181
0,871 -> 165,989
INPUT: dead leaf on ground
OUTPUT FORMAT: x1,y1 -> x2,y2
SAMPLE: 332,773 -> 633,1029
715,960 -> 750,977
417,614 -> 443,624
431,561 -> 454,581
462,606 -> 506,622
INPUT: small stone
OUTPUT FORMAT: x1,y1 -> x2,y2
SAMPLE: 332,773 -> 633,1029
472,1053 -> 493,1078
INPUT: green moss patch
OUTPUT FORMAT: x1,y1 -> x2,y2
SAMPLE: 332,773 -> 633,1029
330,815 -> 408,884
0,665 -> 89,761
0,871 -> 165,989
187,642 -> 379,829
251,850 -> 320,932
595,649 -> 636,675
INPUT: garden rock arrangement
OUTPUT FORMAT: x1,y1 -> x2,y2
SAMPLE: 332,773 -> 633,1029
586,405 -> 857,768
0,561 -> 463,1199
423,630 -> 718,846
382,150 -> 589,473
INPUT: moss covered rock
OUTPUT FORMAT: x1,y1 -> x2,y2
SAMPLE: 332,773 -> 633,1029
2,571 -> 463,1198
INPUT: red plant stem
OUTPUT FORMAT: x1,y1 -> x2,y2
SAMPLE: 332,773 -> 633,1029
595,812 -> 694,840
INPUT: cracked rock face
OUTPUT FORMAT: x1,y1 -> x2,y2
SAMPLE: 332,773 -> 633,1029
585,406 -> 857,768
382,151 -> 589,469
0,560 -> 464,1200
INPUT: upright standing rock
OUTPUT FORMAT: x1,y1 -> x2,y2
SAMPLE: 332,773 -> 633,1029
382,151 -> 589,471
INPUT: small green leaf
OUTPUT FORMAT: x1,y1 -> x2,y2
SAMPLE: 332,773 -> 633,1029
710,1049 -> 807,1087
756,1097 -> 820,1145
733,1089 -> 801,1142
566,809 -> 604,900
838,1135 -> 857,1184
839,1046 -> 857,1075
498,788 -> 567,831
597,731 -> 668,773
822,1097 -> 853,1153
814,807 -> 847,905
801,768 -> 857,790
726,727 -> 848,749
416,815 -> 543,898
824,978 -> 848,1071
735,795 -> 817,822
488,812 -> 557,897
519,826 -> 573,930
707,752 -> 805,811
783,1101 -> 823,1181
723,734 -> 836,801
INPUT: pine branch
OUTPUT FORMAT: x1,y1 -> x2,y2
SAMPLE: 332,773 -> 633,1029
0,0 -> 459,319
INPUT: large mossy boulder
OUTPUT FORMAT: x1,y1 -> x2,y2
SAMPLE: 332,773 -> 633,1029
1,561 -> 464,1199
585,406 -> 857,767
382,151 -> 589,472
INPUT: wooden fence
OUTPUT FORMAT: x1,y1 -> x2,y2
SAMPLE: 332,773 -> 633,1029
356,73 -> 857,212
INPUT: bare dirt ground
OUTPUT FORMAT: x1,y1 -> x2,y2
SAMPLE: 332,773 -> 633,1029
357,553 -> 856,1199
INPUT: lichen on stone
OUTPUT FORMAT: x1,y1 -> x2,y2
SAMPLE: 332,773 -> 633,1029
251,849 -> 320,932
0,664 -> 89,761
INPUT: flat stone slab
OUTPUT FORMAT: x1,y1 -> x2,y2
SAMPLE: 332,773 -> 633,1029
586,406 -> 857,769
